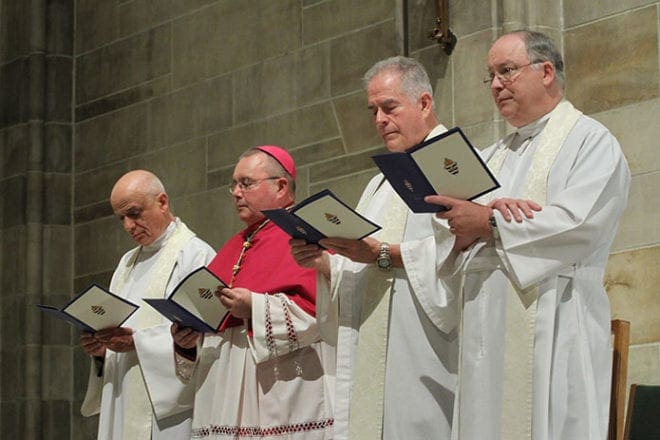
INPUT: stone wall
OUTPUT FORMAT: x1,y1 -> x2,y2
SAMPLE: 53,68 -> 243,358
0,0 -> 657,438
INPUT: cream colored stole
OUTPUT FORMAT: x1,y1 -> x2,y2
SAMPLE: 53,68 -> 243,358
480,101 -> 582,438
347,180 -> 408,439
110,221 -> 196,439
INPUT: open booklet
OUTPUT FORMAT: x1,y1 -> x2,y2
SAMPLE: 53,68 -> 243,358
143,266 -> 229,333
372,126 -> 500,213
261,189 -> 381,244
37,284 -> 139,333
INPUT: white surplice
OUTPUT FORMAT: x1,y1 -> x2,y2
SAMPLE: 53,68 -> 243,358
443,107 -> 631,440
317,124 -> 460,440
81,219 -> 216,440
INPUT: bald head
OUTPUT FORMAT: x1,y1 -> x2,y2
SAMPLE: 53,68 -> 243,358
111,170 -> 174,246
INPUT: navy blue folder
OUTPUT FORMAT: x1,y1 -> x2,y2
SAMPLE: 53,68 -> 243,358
37,283 -> 139,333
262,189 -> 381,244
143,267 -> 229,334
372,127 -> 500,213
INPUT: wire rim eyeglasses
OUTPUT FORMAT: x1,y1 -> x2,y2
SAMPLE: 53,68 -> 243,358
483,61 -> 543,86
228,176 -> 281,194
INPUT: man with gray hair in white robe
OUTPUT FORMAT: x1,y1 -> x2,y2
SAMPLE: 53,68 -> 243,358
427,30 -> 630,439
80,170 -> 216,440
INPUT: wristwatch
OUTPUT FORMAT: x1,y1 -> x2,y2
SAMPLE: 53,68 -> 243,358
376,242 -> 392,271
489,215 -> 499,239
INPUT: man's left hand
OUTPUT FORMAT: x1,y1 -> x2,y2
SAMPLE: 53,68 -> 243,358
319,237 -> 380,264
426,195 -> 492,239
216,287 -> 252,319
93,327 -> 135,353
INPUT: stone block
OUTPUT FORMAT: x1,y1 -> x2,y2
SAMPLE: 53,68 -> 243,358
0,347 -> 25,399
170,10 -> 215,87
565,7 -> 659,115
207,102 -> 339,174
76,75 -> 171,122
309,148 -> 381,183
0,58 -> 30,127
1,226 -> 26,294
290,138 -> 346,168
74,162 -> 130,210
564,0 -> 656,28
75,103 -> 150,172
173,0 -> 301,86
451,0 -> 495,36
0,401 -> 25,439
44,123 -> 72,173
303,0 -> 394,45
407,0 -> 439,54
606,246 -> 660,344
593,97 -> 660,177
71,400 -> 99,440
333,91 -> 382,152
413,46 -> 453,127
41,400 -> 71,440
129,138 -> 207,199
234,44 -> 332,124
461,120 -> 503,151
150,76 -> 233,149
76,24 -> 171,104
74,218 -> 133,277
43,173 -> 72,225
627,344 -> 660,387
43,225 -> 73,294
41,347 -> 73,400
611,171 -> 660,252
119,0 -> 175,38
74,201 -> 116,225
171,188 -> 238,251
73,270 -> 113,294
41,296 -> 74,346
0,1 -> 30,61
1,176 -> 26,228
47,0 -> 74,56
75,0 -> 118,54
310,169 -> 379,209
1,295 -> 25,348
0,124 -> 29,176
453,30 -> 493,126
330,20 -> 399,96
73,348 -> 92,400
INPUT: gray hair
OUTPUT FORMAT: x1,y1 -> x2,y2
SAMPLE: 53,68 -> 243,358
509,30 -> 565,90
363,56 -> 434,103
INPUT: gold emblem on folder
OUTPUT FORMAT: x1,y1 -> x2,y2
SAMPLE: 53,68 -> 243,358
404,179 -> 414,192
198,288 -> 213,300
325,213 -> 341,225
295,226 -> 308,235
91,305 -> 106,315
444,158 -> 459,175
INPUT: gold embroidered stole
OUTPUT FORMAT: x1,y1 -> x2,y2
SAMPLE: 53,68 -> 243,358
480,101 -> 582,438
347,180 -> 408,439
110,221 -> 196,439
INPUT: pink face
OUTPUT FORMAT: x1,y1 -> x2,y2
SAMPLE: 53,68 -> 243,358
111,192 -> 170,246
486,34 -> 549,128
230,154 -> 286,227
367,71 -> 432,152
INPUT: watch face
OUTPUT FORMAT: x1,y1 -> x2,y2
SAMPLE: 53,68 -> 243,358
377,258 -> 391,269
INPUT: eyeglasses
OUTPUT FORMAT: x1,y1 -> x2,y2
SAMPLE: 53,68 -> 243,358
483,61 -> 542,86
228,176 -> 280,193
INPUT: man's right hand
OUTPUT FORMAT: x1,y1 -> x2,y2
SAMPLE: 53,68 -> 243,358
171,322 -> 201,349
80,332 -> 106,357
290,239 -> 330,279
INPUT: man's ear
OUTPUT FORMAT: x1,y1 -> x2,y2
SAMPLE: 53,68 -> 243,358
156,192 -> 169,212
420,92 -> 434,114
541,61 -> 556,87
